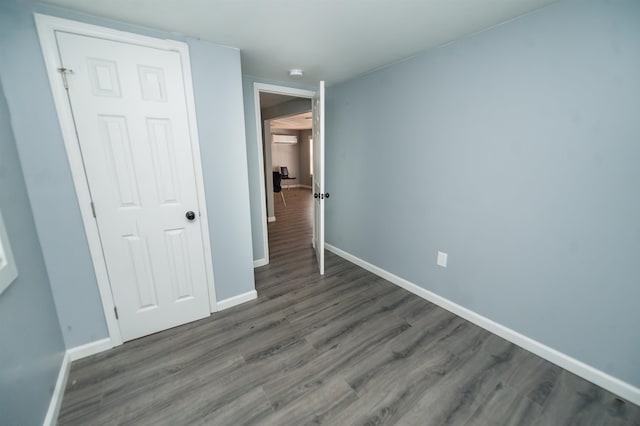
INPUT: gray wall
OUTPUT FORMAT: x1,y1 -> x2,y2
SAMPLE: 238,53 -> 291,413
243,75 -> 316,262
325,0 -> 640,388
271,129 -> 301,177
188,34 -> 255,302
0,0 -> 255,348
262,98 -> 311,121
298,129 -> 312,187
0,0 -> 108,349
0,80 -> 66,425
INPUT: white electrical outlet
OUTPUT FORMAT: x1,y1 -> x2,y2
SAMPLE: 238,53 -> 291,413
437,251 -> 448,268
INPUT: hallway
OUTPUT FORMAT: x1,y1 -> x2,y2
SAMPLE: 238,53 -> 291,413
266,187 -> 314,265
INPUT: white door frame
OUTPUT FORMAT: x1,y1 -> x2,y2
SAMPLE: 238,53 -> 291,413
35,14 -> 218,348
252,83 -> 315,267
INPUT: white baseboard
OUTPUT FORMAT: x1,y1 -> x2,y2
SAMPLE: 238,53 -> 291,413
325,243 -> 640,406
282,184 -> 312,189
67,338 -> 112,361
217,290 -> 258,310
267,216 -> 276,223
43,352 -> 71,426
43,293 -> 259,425
44,338 -> 112,425
253,258 -> 268,268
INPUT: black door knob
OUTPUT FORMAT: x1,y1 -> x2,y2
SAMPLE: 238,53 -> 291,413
324,193 -> 330,199
185,211 -> 196,221
314,193 -> 319,198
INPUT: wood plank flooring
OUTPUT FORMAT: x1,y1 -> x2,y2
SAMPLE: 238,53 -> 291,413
58,187 -> 640,425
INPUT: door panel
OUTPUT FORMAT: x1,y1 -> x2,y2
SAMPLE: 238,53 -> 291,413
147,118 -> 180,203
99,115 -> 141,206
87,58 -> 121,97
56,31 -> 211,341
312,81 -> 325,275
138,66 -> 167,102
124,231 -> 158,309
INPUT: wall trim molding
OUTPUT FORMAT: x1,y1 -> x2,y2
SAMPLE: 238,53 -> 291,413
67,337 -> 113,361
284,184 -> 312,190
44,338 -> 112,425
43,352 -> 71,426
267,216 -> 276,223
217,290 -> 258,310
325,243 -> 640,406
253,258 -> 268,268
42,289 -> 259,425
282,184 -> 310,188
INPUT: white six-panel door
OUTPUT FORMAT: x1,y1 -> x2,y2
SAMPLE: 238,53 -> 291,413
312,81 -> 326,275
56,31 -> 211,341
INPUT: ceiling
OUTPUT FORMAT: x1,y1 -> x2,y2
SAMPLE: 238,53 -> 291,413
43,0 -> 557,86
271,111 -> 312,131
260,93 -> 297,109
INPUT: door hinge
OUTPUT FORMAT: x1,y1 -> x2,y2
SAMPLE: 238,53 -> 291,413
57,67 -> 73,89
90,201 -> 96,218
114,306 -> 119,320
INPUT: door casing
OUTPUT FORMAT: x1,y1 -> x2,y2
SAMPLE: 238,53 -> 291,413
35,14 -> 218,348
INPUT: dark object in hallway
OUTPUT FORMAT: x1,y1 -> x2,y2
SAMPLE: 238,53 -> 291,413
273,171 -> 285,206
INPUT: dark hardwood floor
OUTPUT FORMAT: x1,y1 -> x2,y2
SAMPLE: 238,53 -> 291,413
58,187 -> 640,425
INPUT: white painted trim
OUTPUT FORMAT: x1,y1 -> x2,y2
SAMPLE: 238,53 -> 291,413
34,14 -> 218,344
44,338 -> 113,425
254,83 -> 317,99
253,258 -> 268,268
0,210 -> 18,296
281,184 -> 312,189
67,338 -> 113,361
41,290 -> 254,424
252,83 -> 316,268
216,290 -> 258,310
267,216 -> 276,223
325,243 -> 640,406
253,86 -> 269,268
35,13 -> 123,347
43,352 -> 70,426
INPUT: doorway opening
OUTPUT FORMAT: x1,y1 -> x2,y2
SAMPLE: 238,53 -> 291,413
261,109 -> 313,264
264,105 -> 313,215
260,94 -> 313,263
251,83 -> 315,268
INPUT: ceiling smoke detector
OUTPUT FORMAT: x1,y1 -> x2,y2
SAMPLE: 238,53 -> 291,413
288,69 -> 304,78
